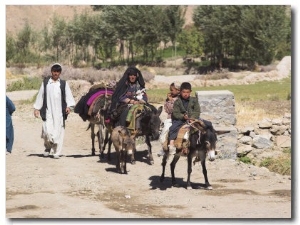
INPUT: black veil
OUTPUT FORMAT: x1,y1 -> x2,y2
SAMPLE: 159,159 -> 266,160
110,67 -> 145,113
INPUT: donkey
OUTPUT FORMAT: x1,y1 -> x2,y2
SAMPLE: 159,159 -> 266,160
160,120 -> 223,190
111,126 -> 136,174
87,93 -> 113,158
127,103 -> 162,165
106,103 -> 162,165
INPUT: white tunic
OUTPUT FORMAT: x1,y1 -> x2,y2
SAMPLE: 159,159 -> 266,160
34,78 -> 75,144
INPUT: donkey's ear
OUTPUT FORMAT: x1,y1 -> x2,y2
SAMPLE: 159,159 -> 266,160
157,106 -> 163,116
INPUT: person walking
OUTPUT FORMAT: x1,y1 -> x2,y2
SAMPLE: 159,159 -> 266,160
33,63 -> 75,159
6,95 -> 16,154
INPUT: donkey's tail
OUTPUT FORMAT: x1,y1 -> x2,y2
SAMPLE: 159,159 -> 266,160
86,123 -> 91,131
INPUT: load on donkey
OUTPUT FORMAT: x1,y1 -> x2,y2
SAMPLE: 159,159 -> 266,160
74,81 -> 115,157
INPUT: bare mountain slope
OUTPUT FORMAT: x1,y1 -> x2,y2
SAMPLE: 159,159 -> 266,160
6,5 -> 195,35
6,5 -> 93,34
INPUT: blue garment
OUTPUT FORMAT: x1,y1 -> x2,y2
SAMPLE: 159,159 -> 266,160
6,96 -> 16,152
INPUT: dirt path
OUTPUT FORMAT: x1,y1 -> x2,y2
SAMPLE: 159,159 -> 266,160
5,92 -> 291,220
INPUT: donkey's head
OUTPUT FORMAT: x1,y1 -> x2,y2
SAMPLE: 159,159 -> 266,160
203,128 -> 218,161
190,120 -> 217,161
140,104 -> 162,140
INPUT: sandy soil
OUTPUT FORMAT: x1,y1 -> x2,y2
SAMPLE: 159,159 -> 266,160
5,91 -> 291,220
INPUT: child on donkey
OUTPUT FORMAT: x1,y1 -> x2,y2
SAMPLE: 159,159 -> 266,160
167,82 -> 200,155
157,82 -> 181,157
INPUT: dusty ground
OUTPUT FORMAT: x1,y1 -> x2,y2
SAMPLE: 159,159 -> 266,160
5,90 -> 291,220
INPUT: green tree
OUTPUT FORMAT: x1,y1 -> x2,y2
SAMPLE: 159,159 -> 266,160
6,33 -> 16,64
13,21 -> 41,64
135,6 -> 166,62
100,5 -> 167,63
240,5 -> 290,64
90,14 -> 118,65
163,6 -> 186,58
15,22 -> 33,63
50,15 -> 68,62
178,25 -> 204,58
193,6 -> 224,67
193,5 -> 290,68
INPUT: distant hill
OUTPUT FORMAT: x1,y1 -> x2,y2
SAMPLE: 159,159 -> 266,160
6,5 -> 195,35
6,5 -> 93,34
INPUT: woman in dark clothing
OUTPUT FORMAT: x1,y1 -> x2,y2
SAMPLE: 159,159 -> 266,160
109,67 -> 148,127
6,95 -> 16,154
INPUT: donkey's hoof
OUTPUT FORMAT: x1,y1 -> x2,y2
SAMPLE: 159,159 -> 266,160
205,186 -> 213,190
131,160 -> 136,165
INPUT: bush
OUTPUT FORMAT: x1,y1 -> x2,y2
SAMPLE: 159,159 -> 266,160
6,76 -> 42,92
238,156 -> 252,164
259,148 -> 291,175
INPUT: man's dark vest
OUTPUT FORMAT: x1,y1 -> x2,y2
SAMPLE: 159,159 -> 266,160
40,76 -> 67,126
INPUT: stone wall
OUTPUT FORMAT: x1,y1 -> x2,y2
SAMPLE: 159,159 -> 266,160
236,113 -> 291,163
196,90 -> 238,159
195,90 -> 291,161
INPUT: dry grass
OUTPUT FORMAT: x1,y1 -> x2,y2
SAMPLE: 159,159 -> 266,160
235,103 -> 280,126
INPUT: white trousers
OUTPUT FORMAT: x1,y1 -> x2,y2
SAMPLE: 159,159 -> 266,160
159,118 -> 172,145
42,122 -> 65,156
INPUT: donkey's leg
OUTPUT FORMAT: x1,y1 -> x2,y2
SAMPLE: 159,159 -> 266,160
103,128 -> 109,150
145,135 -> 154,165
120,150 -> 127,174
200,151 -> 212,190
124,151 -> 128,174
99,130 -> 109,159
129,136 -> 136,165
107,137 -> 112,161
98,124 -> 105,159
129,148 -> 136,165
160,154 -> 168,183
186,152 -> 193,190
116,150 -> 121,173
103,128 -> 112,161
90,124 -> 96,156
170,154 -> 181,187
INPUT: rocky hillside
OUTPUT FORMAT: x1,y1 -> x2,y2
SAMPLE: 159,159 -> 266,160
6,5 -> 195,35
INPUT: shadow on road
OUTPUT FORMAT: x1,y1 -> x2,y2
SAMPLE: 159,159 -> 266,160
148,175 -> 209,191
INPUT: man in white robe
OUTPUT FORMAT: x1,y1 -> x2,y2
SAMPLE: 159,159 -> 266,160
33,63 -> 75,159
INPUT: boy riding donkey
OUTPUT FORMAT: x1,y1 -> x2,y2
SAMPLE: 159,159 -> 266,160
162,82 -> 201,156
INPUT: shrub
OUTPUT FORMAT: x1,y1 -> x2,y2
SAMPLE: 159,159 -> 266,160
6,76 -> 42,92
238,156 -> 252,164
259,148 -> 291,175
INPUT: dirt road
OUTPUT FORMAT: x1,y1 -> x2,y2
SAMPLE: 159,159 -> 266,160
5,91 -> 291,220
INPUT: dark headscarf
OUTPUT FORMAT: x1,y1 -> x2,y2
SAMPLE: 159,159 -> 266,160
110,67 -> 145,112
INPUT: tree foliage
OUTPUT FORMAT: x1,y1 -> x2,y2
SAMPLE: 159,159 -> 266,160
178,25 -> 204,58
193,5 -> 290,67
6,5 -> 291,69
